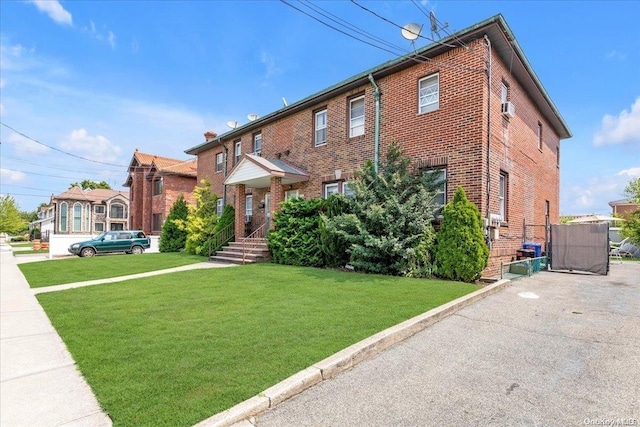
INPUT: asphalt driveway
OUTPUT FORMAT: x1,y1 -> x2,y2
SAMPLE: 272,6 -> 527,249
255,263 -> 640,427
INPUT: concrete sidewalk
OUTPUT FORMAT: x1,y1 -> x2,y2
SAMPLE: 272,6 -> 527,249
1,243 -> 235,426
0,243 -> 112,427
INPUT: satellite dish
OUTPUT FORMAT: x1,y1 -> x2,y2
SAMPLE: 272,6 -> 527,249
226,121 -> 239,129
247,113 -> 259,121
401,23 -> 422,41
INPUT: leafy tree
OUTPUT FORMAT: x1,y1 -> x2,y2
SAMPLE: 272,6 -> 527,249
323,142 -> 440,276
175,180 -> 218,255
620,178 -> 640,245
0,195 -> 28,235
159,195 -> 189,252
435,186 -> 489,282
69,180 -> 112,190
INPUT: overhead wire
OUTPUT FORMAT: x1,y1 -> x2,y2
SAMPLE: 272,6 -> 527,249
2,154 -> 125,175
409,0 -> 468,49
0,122 -> 128,167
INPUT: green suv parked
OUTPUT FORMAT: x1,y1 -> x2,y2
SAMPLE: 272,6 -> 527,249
68,231 -> 151,257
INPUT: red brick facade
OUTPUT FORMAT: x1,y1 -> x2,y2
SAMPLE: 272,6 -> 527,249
125,151 -> 197,236
186,16 -> 571,276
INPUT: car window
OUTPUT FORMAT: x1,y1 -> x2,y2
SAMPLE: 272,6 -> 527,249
104,233 -> 116,241
136,232 -> 146,238
118,233 -> 131,240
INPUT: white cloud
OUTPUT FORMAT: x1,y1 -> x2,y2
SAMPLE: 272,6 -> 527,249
606,50 -> 626,60
260,51 -> 281,79
0,168 -> 27,183
594,98 -> 640,146
28,0 -> 73,26
4,132 -> 49,154
617,167 -> 640,178
84,20 -> 117,50
59,128 -> 122,162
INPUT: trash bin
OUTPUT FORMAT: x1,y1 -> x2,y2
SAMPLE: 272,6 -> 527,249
523,242 -> 542,272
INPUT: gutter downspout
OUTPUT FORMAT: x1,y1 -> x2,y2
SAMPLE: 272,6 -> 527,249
222,140 -> 228,207
368,73 -> 381,173
484,35 -> 492,249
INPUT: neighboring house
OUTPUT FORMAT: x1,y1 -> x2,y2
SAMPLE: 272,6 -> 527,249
123,149 -> 197,235
28,204 -> 55,240
609,198 -> 639,217
51,187 -> 130,234
185,14 -> 571,276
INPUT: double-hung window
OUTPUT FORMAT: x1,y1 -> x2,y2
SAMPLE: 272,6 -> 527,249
216,152 -> 224,173
418,73 -> 439,114
216,199 -> 224,217
73,203 -> 82,232
324,183 -> 340,198
499,172 -> 507,220
153,178 -> 163,195
315,109 -> 327,146
253,133 -> 262,156
245,195 -> 253,222
424,168 -> 446,210
234,141 -> 242,164
349,96 -> 365,137
59,202 -> 68,232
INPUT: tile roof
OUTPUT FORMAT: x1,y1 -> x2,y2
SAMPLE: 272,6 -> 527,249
52,186 -> 129,203
129,149 -> 191,169
156,158 -> 198,177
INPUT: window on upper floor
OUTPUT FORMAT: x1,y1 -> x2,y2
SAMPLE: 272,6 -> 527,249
556,146 -> 560,168
94,205 -> 105,214
537,122 -> 543,150
418,73 -> 439,114
349,96 -> 365,137
234,141 -> 242,164
110,203 -> 126,219
216,152 -> 224,173
315,109 -> 327,146
253,133 -> 262,156
499,172 -> 508,221
501,81 -> 509,104
153,178 -> 163,196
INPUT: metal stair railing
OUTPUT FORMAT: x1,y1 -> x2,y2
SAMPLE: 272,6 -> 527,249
241,223 -> 267,265
207,222 -> 236,258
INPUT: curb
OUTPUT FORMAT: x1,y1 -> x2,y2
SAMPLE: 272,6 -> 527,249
193,278 -> 512,427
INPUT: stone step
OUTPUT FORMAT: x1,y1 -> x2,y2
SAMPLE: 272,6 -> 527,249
210,255 -> 257,265
214,249 -> 268,261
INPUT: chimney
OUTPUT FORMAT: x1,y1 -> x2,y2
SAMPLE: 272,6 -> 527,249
204,131 -> 218,142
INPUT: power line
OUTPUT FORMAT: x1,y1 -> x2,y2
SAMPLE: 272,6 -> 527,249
410,0 -> 467,49
2,154 -> 125,174
1,167 -> 93,181
0,122 -> 128,167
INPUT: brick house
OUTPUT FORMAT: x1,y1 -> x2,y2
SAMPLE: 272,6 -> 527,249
609,198 -> 639,218
124,149 -> 197,235
185,15 -> 571,275
51,187 -> 130,234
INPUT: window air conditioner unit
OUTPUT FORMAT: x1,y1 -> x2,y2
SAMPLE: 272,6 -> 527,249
252,151 -> 262,157
244,215 -> 252,224
501,102 -> 515,118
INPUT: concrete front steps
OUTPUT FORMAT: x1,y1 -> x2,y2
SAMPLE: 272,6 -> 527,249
210,238 -> 270,264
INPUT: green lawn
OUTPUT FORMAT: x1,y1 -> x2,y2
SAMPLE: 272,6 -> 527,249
13,249 -> 50,256
8,241 -> 31,247
19,252 -> 207,287
36,263 -> 479,427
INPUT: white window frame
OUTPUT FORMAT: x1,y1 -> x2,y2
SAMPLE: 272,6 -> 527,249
430,168 -> 446,209
245,195 -> 253,217
94,222 -> 105,232
216,152 -> 224,173
315,109 -> 327,146
499,172 -> 507,220
285,189 -> 300,201
501,82 -> 508,104
234,141 -> 242,164
110,203 -> 126,219
153,178 -> 163,196
342,182 -> 355,197
73,203 -> 82,232
418,73 -> 439,114
94,205 -> 105,214
253,133 -> 262,156
349,96 -> 365,137
59,202 -> 68,232
216,199 -> 224,217
324,183 -> 340,198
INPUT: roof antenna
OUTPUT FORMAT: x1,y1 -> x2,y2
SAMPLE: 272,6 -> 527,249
282,97 -> 288,107
430,11 -> 448,40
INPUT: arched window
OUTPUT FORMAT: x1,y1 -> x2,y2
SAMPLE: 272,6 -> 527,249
73,203 -> 82,232
59,203 -> 68,232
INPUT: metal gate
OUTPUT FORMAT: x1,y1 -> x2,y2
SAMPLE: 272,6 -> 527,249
549,223 -> 609,275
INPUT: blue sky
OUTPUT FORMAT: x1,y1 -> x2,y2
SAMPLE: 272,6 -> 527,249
1,0 -> 638,215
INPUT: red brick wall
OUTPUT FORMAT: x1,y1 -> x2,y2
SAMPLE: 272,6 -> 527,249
196,39 -> 563,277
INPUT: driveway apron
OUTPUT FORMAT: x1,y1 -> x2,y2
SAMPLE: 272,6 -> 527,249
255,263 -> 640,427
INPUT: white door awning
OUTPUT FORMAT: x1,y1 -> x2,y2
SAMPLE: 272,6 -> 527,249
224,154 -> 309,188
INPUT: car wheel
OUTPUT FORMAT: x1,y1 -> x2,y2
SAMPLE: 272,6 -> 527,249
80,247 -> 96,257
130,246 -> 144,255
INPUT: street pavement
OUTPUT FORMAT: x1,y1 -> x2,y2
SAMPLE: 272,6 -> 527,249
255,263 -> 640,427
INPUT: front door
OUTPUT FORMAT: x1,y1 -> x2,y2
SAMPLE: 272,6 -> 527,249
265,193 -> 271,230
